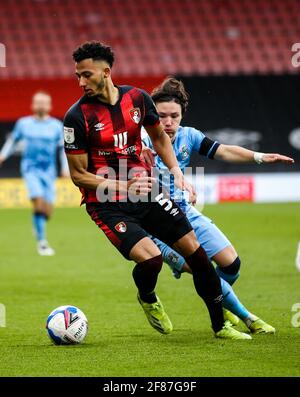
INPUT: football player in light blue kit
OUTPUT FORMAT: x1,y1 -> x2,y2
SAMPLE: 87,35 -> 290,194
142,78 -> 294,334
0,91 -> 69,255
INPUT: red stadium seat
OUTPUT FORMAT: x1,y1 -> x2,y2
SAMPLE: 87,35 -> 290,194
0,0 -> 299,78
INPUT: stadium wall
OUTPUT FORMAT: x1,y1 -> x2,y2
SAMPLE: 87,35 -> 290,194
0,76 -> 165,121
179,74 -> 300,174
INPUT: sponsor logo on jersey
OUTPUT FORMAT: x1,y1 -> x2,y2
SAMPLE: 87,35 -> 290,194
130,108 -> 141,124
95,122 -> 105,131
98,150 -> 112,156
97,145 -> 137,156
115,222 -> 127,233
120,145 -> 137,155
64,127 -> 75,144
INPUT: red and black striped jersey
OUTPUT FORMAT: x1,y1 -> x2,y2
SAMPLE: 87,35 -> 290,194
63,85 -> 160,203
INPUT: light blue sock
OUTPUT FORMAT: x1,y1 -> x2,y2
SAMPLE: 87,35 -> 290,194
216,266 -> 240,286
33,212 -> 47,241
221,278 -> 249,320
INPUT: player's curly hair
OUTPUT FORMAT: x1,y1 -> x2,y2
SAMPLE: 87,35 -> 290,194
151,77 -> 189,114
72,41 -> 115,67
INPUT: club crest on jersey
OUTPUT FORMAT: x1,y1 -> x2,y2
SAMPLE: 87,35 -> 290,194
115,222 -> 127,233
180,144 -> 189,160
64,127 -> 75,144
130,108 -> 141,124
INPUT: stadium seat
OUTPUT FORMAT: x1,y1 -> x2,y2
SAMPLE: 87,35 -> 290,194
0,0 -> 299,78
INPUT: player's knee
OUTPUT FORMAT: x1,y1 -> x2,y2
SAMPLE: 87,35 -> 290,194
218,256 -> 241,278
132,254 -> 163,278
173,231 -> 200,257
228,256 -> 241,275
182,263 -> 192,274
184,245 -> 210,272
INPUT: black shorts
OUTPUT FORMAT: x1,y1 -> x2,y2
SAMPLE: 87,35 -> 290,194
86,192 -> 193,260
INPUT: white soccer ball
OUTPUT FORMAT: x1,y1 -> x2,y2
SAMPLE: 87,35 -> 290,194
46,305 -> 88,345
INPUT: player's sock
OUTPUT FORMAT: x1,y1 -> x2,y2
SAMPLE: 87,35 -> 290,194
243,313 -> 259,327
220,278 -> 250,320
185,246 -> 224,333
132,255 -> 163,304
219,277 -> 268,327
33,211 -> 47,241
216,256 -> 241,286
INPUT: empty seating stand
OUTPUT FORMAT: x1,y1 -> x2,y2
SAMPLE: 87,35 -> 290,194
0,0 -> 299,78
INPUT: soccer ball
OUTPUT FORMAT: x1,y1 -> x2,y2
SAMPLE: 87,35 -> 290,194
46,305 -> 88,345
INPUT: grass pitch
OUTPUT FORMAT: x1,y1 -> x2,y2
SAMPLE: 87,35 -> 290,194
0,203 -> 300,377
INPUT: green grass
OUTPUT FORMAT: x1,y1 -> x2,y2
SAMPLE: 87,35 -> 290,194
1,203 -> 300,377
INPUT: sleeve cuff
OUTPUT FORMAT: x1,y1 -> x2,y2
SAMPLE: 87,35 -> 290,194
207,142 -> 220,159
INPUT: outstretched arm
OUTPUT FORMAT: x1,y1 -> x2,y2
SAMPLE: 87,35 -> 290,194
0,133 -> 21,166
214,144 -> 294,164
0,137 -> 16,166
0,120 -> 23,166
59,145 -> 70,177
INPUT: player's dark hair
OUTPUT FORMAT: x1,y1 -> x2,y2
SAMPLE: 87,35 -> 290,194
151,77 -> 189,114
72,41 -> 115,67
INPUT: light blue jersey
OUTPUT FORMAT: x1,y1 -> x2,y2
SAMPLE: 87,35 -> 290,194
142,125 -> 219,212
0,116 -> 68,203
143,126 -> 230,277
2,116 -> 65,172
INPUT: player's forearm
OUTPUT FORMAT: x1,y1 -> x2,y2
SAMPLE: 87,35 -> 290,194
70,170 -> 127,193
0,138 -> 16,160
59,148 -> 70,175
214,144 -> 257,163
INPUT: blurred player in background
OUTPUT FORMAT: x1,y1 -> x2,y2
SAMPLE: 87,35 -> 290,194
142,77 -> 294,334
0,91 -> 69,256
